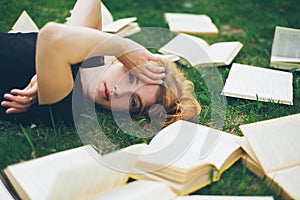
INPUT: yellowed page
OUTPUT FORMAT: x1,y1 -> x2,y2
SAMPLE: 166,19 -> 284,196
102,17 -> 137,33
208,42 -> 243,65
137,120 -> 240,171
240,113 -> 300,173
92,180 -> 175,200
158,34 -> 211,66
267,165 -> 300,200
237,137 -> 259,164
5,144 -> 145,200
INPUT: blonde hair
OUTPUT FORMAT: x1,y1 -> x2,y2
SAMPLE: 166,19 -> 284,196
141,58 -> 201,127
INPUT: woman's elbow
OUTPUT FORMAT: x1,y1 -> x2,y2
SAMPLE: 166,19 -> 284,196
38,22 -> 65,50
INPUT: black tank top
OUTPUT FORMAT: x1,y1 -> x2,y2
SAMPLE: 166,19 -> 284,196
0,32 -> 103,125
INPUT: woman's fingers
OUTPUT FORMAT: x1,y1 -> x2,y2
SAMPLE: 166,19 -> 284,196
3,93 -> 33,105
5,107 -> 28,114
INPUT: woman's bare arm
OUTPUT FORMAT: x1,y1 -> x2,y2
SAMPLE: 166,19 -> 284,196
66,0 -> 102,30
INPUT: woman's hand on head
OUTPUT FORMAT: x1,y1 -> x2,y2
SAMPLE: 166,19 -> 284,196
1,75 -> 38,114
117,48 -> 166,84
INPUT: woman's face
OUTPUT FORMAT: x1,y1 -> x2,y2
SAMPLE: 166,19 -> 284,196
91,62 -> 160,113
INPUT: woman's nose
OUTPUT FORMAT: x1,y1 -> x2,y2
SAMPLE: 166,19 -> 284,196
113,84 -> 134,97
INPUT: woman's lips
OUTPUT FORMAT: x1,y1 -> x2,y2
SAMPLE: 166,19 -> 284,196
102,82 -> 110,101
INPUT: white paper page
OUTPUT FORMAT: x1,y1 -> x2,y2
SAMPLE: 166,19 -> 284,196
165,13 -> 218,34
49,144 -> 146,200
103,17 -> 137,33
0,178 -> 14,200
208,42 -> 242,65
6,144 -> 145,200
159,34 -> 211,66
237,137 -> 260,164
9,10 -> 39,33
240,113 -> 300,173
268,165 -> 300,200
271,26 -> 300,59
92,180 -> 175,200
222,63 -> 293,105
138,120 -> 240,170
101,2 -> 114,26
271,56 -> 300,63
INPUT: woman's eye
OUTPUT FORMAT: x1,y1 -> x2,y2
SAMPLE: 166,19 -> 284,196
128,72 -> 134,83
130,95 -> 137,108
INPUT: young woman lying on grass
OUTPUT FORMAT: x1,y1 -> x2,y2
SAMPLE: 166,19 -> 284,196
0,0 -> 200,127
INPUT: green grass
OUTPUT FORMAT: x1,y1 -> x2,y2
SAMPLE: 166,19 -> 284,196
1,0 -> 300,199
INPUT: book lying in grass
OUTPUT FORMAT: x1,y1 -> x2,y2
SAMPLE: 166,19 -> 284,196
131,120 -> 243,195
3,144 -> 144,200
222,63 -> 293,105
95,180 -> 274,200
158,33 -> 243,66
270,26 -> 300,71
2,120 -> 242,199
67,2 -> 140,37
239,113 -> 300,200
164,13 -> 219,36
9,10 -> 39,33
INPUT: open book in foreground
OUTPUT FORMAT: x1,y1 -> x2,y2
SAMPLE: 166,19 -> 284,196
239,113 -> 300,200
94,180 -> 274,200
222,63 -> 293,105
270,26 -> 300,71
164,13 -> 219,36
131,120 -> 243,195
2,120 -> 245,199
158,33 -> 243,66
9,10 -> 39,33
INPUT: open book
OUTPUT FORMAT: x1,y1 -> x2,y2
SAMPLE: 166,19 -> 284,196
270,26 -> 300,71
158,33 -> 243,66
9,10 -> 39,33
66,2 -> 140,37
131,120 -> 242,195
3,144 -> 144,200
2,120 -> 243,199
222,63 -> 293,105
164,13 -> 219,36
94,180 -> 274,200
239,113 -> 300,200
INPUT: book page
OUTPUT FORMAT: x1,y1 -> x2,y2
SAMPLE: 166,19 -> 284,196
267,165 -> 300,200
137,120 -> 240,171
165,13 -> 219,35
5,144 -> 145,200
222,63 -> 293,105
271,26 -> 300,60
240,113 -> 300,173
208,42 -> 243,65
158,34 -> 211,66
49,144 -> 145,200
9,10 -> 39,33
237,137 -> 259,164
92,180 -> 175,200
101,2 -> 114,26
103,17 -> 137,33
0,177 -> 14,200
